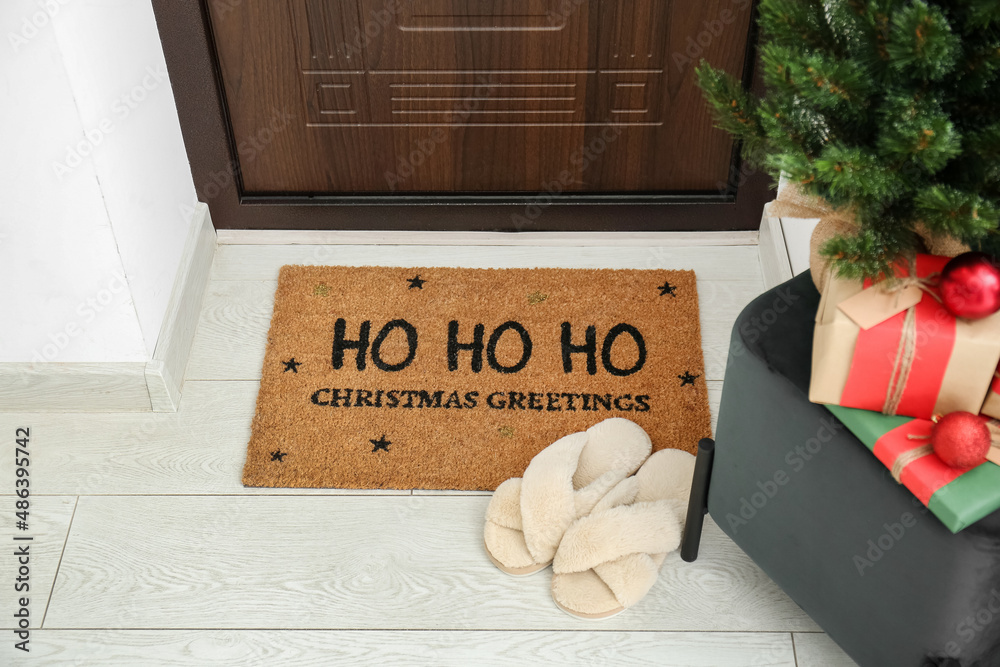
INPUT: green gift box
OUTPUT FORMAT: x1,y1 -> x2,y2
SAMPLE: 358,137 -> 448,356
827,404 -> 1000,533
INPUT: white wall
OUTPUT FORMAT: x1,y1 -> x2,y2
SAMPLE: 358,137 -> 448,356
0,0 -> 146,363
52,0 -> 198,358
0,0 -> 197,363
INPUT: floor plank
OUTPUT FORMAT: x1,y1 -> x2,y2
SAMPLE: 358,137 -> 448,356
209,244 -> 764,283
44,496 -> 818,632
0,385 -> 408,497
185,281 -> 272,381
185,279 -> 759,382
0,496 -> 77,629
3,630 -> 795,666
793,633 -> 859,667
0,380 -> 721,496
2,241 -> 796,662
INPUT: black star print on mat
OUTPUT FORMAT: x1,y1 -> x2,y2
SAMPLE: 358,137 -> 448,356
270,450 -> 287,462
407,275 -> 426,290
658,281 -> 677,297
679,371 -> 700,386
370,435 -> 392,453
282,358 -> 301,373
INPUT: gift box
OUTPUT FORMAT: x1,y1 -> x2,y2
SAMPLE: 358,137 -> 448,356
811,254 -> 1000,420
983,365 -> 1000,420
827,404 -> 1000,533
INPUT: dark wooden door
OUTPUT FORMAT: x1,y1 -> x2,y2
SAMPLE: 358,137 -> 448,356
207,0 -> 755,195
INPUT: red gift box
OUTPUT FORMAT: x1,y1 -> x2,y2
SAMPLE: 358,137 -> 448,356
812,255 -> 1000,420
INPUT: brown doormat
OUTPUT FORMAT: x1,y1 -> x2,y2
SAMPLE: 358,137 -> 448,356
242,266 -> 712,490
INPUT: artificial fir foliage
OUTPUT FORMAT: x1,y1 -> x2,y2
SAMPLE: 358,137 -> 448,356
697,0 -> 1000,280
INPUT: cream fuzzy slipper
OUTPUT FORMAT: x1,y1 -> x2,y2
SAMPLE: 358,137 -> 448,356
483,418 -> 653,576
550,448 -> 696,618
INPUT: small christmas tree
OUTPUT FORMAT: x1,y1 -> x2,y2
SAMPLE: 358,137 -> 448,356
697,0 -> 1000,281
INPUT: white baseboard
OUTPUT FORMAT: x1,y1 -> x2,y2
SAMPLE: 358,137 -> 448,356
757,206 -> 794,291
0,362 -> 152,412
146,203 -> 217,411
216,229 -> 760,247
0,204 -> 216,413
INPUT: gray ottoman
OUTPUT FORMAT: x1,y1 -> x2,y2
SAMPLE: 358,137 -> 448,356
685,272 -> 1000,667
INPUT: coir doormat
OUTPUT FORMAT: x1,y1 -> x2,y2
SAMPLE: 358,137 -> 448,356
243,266 -> 711,490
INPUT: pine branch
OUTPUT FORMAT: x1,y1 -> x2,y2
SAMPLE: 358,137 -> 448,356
914,185 -> 999,238
876,95 -> 960,173
960,0 -> 1000,28
694,0 -> 1000,280
765,151 -> 820,189
814,144 -> 906,205
953,33 -> 1000,93
971,229 -> 1000,258
886,1 -> 961,81
758,0 -> 841,54
823,0 -> 881,53
760,43 -> 874,115
758,97 -> 835,156
820,224 -> 916,281
695,63 -> 765,162
965,123 -> 1000,160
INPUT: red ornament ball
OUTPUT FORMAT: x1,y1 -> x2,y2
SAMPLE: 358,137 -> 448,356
932,412 -> 991,468
939,252 -> 1000,320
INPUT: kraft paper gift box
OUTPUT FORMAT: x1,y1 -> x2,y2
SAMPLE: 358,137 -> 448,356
983,366 -> 1000,419
811,254 -> 1000,420
827,404 -> 1000,533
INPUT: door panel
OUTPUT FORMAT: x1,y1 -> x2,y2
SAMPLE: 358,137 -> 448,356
356,0 -> 591,71
208,0 -> 754,194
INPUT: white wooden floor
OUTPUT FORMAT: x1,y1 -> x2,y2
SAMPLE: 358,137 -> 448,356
0,240 -> 858,666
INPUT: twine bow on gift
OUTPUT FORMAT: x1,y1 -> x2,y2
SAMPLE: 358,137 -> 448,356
880,269 -> 942,417
881,271 -> 943,307
892,420 -> 1000,483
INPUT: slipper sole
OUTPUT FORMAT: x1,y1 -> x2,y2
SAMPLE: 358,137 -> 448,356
484,540 -> 549,577
551,593 -> 627,620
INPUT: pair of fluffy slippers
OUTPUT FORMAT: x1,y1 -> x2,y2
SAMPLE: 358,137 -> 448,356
484,418 -> 695,619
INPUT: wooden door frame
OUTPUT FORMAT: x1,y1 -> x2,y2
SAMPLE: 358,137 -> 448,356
152,0 -> 773,232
